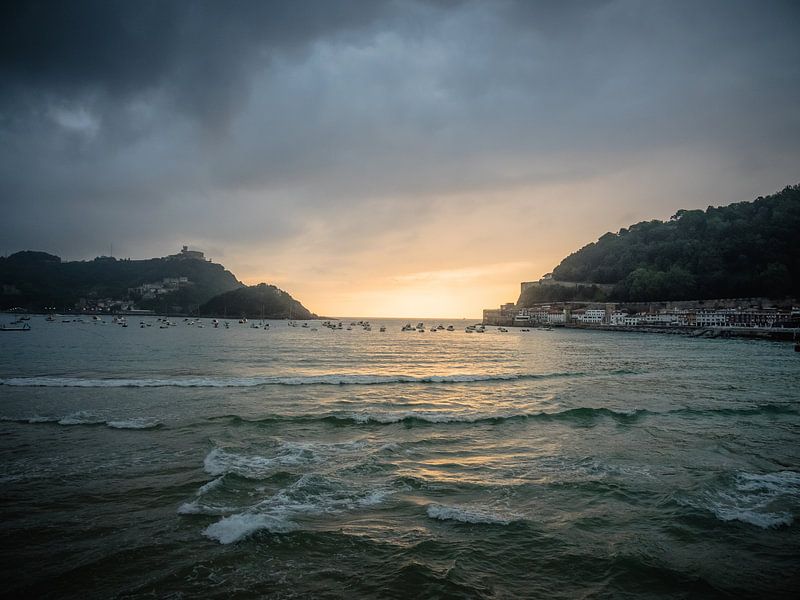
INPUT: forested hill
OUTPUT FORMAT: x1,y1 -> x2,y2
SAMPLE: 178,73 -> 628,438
199,283 -> 316,319
521,185 -> 800,304
0,251 -> 243,312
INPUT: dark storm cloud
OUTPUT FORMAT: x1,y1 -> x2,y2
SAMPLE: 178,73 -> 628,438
0,0 -> 396,128
1,0 -> 798,262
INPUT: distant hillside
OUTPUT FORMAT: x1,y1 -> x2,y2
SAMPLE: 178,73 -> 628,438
0,248 -> 242,312
519,184 -> 800,305
199,283 -> 315,319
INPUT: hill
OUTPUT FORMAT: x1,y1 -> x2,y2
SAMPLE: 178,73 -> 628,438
0,247 -> 243,312
519,184 -> 800,305
199,283 -> 316,319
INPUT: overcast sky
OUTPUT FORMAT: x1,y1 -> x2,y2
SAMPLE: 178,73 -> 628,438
2,0 -> 798,317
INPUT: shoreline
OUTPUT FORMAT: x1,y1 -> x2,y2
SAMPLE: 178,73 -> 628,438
532,323 -> 798,342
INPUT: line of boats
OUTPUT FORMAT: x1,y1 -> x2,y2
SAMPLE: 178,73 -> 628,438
1,315 -> 556,335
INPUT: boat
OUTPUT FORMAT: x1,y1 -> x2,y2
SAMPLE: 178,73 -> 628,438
1,321 -> 31,331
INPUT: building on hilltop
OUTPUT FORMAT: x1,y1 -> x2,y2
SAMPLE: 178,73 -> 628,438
167,245 -> 207,261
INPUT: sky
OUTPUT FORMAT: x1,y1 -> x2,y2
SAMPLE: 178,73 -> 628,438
1,0 -> 799,318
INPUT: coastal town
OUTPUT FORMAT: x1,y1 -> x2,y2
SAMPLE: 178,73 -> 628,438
483,276 -> 800,338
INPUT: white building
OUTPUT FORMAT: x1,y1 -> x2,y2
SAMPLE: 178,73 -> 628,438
695,311 -> 729,327
642,313 -> 679,326
581,309 -> 606,324
610,312 -> 627,325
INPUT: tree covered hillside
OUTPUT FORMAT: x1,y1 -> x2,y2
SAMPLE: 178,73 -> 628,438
199,283 -> 315,319
521,185 -> 800,304
0,252 -> 242,312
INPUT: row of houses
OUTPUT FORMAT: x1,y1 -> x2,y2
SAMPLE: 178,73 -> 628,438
129,277 -> 191,300
485,303 -> 800,329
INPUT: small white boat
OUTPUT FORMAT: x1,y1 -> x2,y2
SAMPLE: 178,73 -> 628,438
1,321 -> 31,331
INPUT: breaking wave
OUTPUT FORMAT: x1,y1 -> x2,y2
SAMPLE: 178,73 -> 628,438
0,412 -> 161,429
683,470 -> 800,529
0,371 -> 586,388
426,504 -> 520,525
214,407 -> 654,427
187,472 -> 394,544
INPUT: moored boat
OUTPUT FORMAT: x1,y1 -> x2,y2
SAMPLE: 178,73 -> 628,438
1,321 -> 31,331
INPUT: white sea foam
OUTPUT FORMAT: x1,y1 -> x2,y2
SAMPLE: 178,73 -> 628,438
3,412 -> 162,429
196,473 -> 393,544
688,470 -> 799,529
27,416 -> 61,423
197,476 -> 225,495
0,372 -> 573,388
106,418 -> 161,429
203,514 -> 299,544
177,500 -> 235,516
426,504 -> 518,525
0,415 -> 60,424
203,447 -> 314,479
58,411 -> 106,426
345,411 -> 530,424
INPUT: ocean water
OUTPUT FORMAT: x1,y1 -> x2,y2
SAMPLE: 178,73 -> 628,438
1,316 -> 798,598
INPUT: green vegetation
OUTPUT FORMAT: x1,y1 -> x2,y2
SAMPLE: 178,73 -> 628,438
519,185 -> 800,305
0,252 -> 242,312
520,284 -> 609,305
199,283 -> 315,319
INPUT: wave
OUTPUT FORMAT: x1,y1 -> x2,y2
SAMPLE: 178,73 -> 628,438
0,371 -> 586,388
214,406 -> 653,427
106,418 -> 162,429
0,412 -> 161,430
426,504 -> 520,525
682,470 -> 800,529
203,514 -> 299,543
673,404 -> 798,417
188,472 -> 394,544
203,447 -> 317,479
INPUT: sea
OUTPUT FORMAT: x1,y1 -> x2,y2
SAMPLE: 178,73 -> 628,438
1,315 -> 798,598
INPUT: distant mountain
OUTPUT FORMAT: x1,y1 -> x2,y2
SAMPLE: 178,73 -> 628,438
519,184 -> 800,305
199,283 -> 316,319
0,247 -> 243,312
